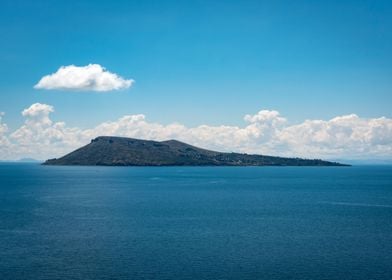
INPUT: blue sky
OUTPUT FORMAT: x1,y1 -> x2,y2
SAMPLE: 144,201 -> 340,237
0,0 -> 391,160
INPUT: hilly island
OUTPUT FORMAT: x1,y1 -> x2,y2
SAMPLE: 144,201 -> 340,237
43,136 -> 347,166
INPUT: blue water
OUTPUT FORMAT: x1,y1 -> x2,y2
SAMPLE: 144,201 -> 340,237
0,164 -> 392,280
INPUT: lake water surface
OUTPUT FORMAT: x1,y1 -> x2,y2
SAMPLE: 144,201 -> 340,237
1,164 -> 391,280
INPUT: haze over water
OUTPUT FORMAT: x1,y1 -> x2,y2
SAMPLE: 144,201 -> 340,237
1,164 -> 391,280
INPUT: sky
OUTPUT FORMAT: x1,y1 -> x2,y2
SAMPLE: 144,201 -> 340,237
0,0 -> 391,161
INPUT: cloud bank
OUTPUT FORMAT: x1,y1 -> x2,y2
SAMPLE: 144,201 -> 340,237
34,64 -> 134,92
1,103 -> 392,161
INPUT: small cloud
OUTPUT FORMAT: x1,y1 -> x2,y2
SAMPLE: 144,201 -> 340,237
34,64 -> 134,92
22,103 -> 54,117
21,103 -> 54,126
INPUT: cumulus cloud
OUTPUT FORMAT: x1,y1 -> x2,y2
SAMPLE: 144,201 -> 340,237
21,103 -> 54,126
1,104 -> 392,160
0,112 -> 12,159
10,104 -> 80,158
34,64 -> 134,92
279,114 -> 392,158
0,112 -> 7,135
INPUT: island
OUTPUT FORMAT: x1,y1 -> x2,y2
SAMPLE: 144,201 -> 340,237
43,136 -> 348,166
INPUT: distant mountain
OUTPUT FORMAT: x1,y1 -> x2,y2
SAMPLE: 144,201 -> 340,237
0,158 -> 41,163
43,136 -> 348,166
18,158 -> 41,163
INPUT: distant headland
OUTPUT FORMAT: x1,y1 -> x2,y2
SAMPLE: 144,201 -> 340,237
43,136 -> 348,166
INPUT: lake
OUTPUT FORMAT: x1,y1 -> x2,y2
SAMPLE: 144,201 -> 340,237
1,164 -> 391,280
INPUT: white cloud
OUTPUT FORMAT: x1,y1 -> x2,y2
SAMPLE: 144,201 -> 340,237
21,103 -> 54,126
0,112 -> 12,159
34,64 -> 134,92
0,112 -> 7,135
9,104 -> 82,159
1,103 -> 392,161
278,114 -> 392,158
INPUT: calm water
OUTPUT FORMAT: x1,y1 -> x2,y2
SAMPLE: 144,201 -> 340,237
0,164 -> 392,280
